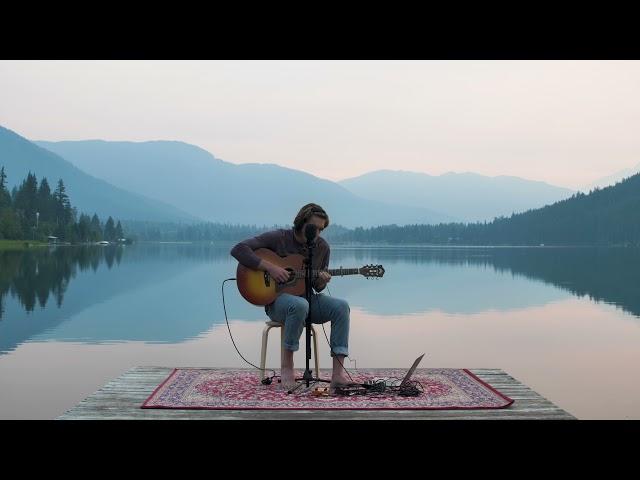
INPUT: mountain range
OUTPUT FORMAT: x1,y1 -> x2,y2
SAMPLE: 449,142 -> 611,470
582,163 -> 640,192
35,137 -> 575,227
339,170 -> 575,222
0,123 -> 615,227
33,139 -> 452,227
0,126 -> 196,223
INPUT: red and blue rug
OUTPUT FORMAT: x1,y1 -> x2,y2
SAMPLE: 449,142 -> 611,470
141,368 -> 514,410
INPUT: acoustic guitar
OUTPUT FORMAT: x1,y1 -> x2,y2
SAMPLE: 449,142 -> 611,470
236,248 -> 385,306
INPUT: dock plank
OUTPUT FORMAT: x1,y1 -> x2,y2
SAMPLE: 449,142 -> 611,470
56,367 -> 576,420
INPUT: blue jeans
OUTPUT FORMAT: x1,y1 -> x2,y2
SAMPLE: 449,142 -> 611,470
265,293 -> 350,357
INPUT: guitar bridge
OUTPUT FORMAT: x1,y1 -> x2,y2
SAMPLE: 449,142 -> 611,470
264,271 -> 270,287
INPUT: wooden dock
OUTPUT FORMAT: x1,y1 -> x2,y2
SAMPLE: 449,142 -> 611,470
56,367 -> 576,420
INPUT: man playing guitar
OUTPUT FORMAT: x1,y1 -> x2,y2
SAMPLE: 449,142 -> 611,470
230,203 -> 351,391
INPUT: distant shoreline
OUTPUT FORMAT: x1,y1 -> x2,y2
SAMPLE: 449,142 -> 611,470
3,239 -> 637,250
132,240 -> 638,249
0,240 -> 49,251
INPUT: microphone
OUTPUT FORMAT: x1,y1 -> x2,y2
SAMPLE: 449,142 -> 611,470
304,224 -> 318,245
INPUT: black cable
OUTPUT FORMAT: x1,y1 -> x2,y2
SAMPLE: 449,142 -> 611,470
320,286 -> 423,398
397,380 -> 424,397
286,271 -> 356,395
221,278 -> 279,385
334,378 -> 424,397
223,277 -> 422,397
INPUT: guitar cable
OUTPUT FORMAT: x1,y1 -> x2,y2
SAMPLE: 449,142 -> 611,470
221,277 -> 279,384
223,275 -> 419,397
221,275 -> 355,387
315,290 -> 423,397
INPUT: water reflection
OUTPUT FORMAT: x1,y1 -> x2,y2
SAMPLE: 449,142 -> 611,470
1,246 -> 122,315
342,247 -> 640,317
1,244 -> 639,354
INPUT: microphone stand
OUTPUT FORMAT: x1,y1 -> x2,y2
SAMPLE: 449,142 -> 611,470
287,231 -> 331,394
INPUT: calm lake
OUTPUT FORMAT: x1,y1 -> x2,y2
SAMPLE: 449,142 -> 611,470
1,243 -> 639,419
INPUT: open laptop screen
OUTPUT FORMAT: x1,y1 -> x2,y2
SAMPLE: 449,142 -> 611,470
399,353 -> 425,386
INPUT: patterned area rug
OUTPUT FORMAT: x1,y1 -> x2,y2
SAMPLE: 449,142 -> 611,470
141,369 -> 514,410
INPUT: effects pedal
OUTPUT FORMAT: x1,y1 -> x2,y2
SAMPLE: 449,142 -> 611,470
333,384 -> 367,396
312,387 -> 330,397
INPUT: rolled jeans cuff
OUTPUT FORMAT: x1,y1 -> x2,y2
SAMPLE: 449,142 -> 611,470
330,347 -> 349,357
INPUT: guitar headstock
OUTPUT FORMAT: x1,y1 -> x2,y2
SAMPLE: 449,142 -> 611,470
359,264 -> 385,279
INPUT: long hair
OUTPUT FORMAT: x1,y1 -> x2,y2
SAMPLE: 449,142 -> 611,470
293,203 -> 330,233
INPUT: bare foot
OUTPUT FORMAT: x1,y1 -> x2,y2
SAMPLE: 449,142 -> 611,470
329,374 -> 353,395
330,373 -> 352,387
281,367 -> 297,390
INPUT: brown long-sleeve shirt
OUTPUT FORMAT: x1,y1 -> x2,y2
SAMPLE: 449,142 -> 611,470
230,228 -> 330,296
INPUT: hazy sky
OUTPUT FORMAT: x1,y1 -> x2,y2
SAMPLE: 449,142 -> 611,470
1,60 -> 639,189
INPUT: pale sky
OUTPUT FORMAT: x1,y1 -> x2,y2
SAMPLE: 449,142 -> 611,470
1,60 -> 640,189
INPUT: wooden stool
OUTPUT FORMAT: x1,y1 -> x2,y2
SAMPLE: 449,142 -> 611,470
259,321 -> 320,381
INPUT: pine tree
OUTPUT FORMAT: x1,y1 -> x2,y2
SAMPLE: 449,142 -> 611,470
90,214 -> 102,241
14,172 -> 38,216
36,177 -> 53,222
13,172 -> 39,236
0,166 -> 10,209
115,220 -> 124,240
104,216 -> 116,241
77,214 -> 92,242
53,179 -> 71,226
0,208 -> 22,239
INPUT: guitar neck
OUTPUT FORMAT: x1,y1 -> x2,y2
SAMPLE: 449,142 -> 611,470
326,267 -> 360,276
291,267 -> 361,279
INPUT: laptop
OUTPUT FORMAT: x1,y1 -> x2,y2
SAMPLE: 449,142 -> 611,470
368,353 -> 425,388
